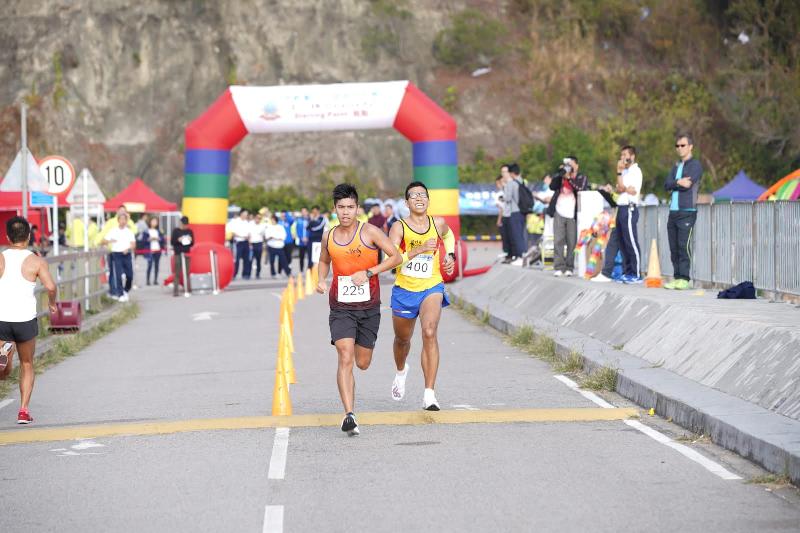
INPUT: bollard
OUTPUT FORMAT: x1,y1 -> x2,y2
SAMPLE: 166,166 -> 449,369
209,249 -> 220,295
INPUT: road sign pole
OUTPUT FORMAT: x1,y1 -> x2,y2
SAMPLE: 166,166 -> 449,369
53,194 -> 59,256
21,103 -> 27,219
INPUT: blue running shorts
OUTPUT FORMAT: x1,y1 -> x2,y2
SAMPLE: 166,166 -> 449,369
391,283 -> 450,319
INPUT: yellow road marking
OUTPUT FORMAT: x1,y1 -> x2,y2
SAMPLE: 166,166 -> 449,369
0,408 -> 638,446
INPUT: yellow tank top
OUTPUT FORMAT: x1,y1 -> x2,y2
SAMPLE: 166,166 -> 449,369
395,216 -> 443,292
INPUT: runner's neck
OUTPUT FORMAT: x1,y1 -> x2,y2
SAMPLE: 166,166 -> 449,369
405,213 -> 430,231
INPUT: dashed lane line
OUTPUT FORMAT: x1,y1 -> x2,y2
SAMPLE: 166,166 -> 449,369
262,505 -> 284,533
0,407 -> 638,446
0,399 -> 15,412
268,428 -> 290,480
553,374 -> 742,481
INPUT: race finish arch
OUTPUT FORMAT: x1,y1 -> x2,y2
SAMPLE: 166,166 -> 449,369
182,81 -> 461,286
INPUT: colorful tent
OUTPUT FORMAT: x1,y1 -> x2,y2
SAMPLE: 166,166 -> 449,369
104,178 -> 178,212
757,169 -> 800,201
712,170 -> 766,201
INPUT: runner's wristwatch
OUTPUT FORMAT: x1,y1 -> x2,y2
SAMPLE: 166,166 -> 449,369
366,269 -> 374,279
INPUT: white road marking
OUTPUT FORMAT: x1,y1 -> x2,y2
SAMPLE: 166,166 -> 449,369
553,374 -> 742,480
270,292 -> 283,301
452,404 -> 479,411
263,505 -> 284,533
71,440 -> 105,450
0,399 -> 15,411
554,375 -> 614,408
268,428 -> 290,480
192,311 -> 219,321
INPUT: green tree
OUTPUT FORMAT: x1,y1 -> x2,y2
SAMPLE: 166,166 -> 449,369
433,9 -> 507,69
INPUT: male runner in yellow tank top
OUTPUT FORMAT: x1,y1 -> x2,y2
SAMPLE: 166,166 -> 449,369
389,182 -> 456,410
316,184 -> 402,436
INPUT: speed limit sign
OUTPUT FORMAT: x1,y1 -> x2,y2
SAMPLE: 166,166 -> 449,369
39,156 -> 76,195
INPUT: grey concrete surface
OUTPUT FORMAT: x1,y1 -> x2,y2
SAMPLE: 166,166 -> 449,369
450,263 -> 800,485
1,253 -> 799,532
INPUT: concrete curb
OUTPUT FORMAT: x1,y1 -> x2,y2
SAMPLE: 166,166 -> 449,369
450,270 -> 800,485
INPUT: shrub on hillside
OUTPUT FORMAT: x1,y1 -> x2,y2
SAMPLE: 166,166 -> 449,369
433,9 -> 506,69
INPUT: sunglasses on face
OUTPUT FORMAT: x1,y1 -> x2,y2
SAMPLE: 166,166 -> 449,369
675,143 -> 688,148
408,192 -> 428,199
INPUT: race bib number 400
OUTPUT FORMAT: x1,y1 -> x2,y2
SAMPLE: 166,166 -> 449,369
337,276 -> 370,303
401,254 -> 434,279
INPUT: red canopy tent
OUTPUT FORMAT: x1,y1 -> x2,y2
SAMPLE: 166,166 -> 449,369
104,178 -> 178,213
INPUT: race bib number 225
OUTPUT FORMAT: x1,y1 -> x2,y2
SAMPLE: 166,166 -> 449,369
337,276 -> 369,303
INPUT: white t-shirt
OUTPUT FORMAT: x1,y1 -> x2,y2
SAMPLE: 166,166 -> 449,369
265,224 -> 287,249
249,222 -> 267,244
106,226 -> 136,253
617,163 -> 643,206
555,181 -> 576,219
230,218 -> 251,241
148,229 -> 161,251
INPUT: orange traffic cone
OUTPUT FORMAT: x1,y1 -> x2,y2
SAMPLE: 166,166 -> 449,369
279,321 -> 296,384
281,299 -> 293,334
296,273 -> 305,301
311,265 -> 319,286
305,269 -> 314,296
645,239 -> 663,288
287,276 -> 297,306
271,355 -> 292,416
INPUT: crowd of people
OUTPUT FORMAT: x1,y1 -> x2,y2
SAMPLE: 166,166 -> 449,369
495,132 -> 702,289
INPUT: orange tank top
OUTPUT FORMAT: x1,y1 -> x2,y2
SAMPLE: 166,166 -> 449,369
327,222 -> 380,309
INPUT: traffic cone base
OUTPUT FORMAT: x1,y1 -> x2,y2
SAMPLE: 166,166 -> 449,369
644,238 -> 663,288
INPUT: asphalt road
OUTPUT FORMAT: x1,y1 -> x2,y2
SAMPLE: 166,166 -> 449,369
1,249 -> 798,532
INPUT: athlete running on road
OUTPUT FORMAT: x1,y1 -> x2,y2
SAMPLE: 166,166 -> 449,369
316,184 -> 402,436
389,181 -> 456,411
0,217 -> 57,424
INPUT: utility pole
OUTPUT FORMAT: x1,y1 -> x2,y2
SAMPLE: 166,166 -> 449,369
21,102 -> 28,219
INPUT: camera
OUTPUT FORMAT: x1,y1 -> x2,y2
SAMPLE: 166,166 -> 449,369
552,159 -> 573,180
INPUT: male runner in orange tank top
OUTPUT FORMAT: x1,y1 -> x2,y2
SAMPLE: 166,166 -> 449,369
316,184 -> 402,436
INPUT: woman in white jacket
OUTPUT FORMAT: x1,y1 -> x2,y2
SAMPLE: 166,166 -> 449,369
265,214 -> 291,278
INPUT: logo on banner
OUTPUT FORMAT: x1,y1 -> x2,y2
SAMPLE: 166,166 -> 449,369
260,102 -> 280,121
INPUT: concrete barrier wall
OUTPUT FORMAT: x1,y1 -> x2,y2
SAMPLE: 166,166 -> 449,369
455,267 -> 800,421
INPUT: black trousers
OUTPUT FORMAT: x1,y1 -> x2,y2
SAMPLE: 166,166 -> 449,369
298,241 -> 312,271
268,247 -> 290,276
617,205 -> 641,277
500,217 -> 512,258
667,210 -> 697,281
250,242 -> 263,278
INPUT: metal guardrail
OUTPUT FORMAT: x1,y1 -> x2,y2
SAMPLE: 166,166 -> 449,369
36,250 -> 107,318
637,201 -> 800,296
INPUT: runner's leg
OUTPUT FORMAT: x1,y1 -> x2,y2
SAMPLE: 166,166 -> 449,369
418,292 -> 444,389
16,338 -> 36,411
354,345 -> 374,371
334,338 -> 357,414
392,315 -> 416,372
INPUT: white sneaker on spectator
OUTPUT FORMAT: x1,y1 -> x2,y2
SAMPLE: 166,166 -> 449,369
510,258 -> 523,266
553,271 -> 563,277
591,273 -> 612,283
564,270 -> 574,277
119,292 -> 129,303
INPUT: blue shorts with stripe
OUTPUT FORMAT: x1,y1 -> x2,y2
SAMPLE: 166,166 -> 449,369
391,283 -> 450,319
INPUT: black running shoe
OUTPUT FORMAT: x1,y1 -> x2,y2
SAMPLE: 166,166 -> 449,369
341,412 -> 359,436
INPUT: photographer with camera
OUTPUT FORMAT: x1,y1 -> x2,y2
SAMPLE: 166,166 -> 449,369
546,156 -> 588,276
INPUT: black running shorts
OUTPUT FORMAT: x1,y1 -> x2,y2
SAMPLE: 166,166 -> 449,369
0,318 -> 39,343
329,307 -> 381,349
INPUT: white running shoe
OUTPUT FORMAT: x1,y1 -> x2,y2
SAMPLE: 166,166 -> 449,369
553,271 -> 563,277
423,388 -> 440,411
392,364 -> 409,401
119,292 -> 130,303
510,258 -> 523,266
564,270 -> 574,277
591,273 -> 612,283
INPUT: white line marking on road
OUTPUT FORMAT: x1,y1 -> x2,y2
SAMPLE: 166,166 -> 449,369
452,404 -> 479,411
553,374 -> 742,481
269,292 -> 283,301
263,505 -> 284,533
554,375 -> 615,408
0,399 -> 15,411
268,427 -> 290,480
71,440 -> 105,450
625,420 -> 742,480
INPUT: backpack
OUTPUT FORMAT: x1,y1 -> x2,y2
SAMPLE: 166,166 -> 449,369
717,281 -> 756,299
516,179 -> 535,215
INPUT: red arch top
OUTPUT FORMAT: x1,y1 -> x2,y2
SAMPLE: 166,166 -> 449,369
394,82 -> 457,142
185,89 -> 248,150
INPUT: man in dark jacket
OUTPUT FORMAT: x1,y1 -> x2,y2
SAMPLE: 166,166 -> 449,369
170,216 -> 194,297
547,156 -> 589,276
664,134 -> 702,290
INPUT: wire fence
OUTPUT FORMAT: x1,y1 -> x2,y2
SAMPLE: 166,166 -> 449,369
637,201 -> 800,296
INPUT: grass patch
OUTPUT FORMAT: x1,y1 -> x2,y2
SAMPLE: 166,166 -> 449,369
480,308 -> 490,324
0,303 -> 139,399
530,334 -> 557,363
581,366 -> 618,391
555,350 -> 584,374
747,473 -> 791,486
510,324 -> 535,348
463,302 -> 477,317
612,343 -> 625,351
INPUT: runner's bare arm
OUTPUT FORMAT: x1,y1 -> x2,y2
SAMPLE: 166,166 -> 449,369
434,217 -> 456,275
316,230 -> 331,294
37,257 -> 58,313
365,223 -> 402,275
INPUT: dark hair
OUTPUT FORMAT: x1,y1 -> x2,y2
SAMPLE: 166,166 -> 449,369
311,205 -> 320,211
676,133 -> 693,145
180,216 -> 189,225
271,214 -> 279,223
508,162 -> 521,175
500,164 -> 509,171
6,216 -> 30,244
621,145 -> 637,156
332,183 -> 358,204
240,209 -> 249,216
566,155 -> 579,165
495,175 -> 503,182
405,181 -> 429,199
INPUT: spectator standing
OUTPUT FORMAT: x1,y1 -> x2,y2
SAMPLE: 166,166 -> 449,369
495,174 -> 510,260
664,134 -> 702,290
266,214 -> 290,278
615,145 -> 644,283
249,213 -> 267,279
503,163 -> 528,266
308,206 -> 327,267
547,156 -> 589,277
384,204 -> 398,231
0,217 -> 57,424
294,208 -> 312,272
170,216 -> 194,297
367,203 -> 387,233
280,212 -> 295,273
230,209 -> 252,280
146,217 -> 165,286
102,212 -> 136,302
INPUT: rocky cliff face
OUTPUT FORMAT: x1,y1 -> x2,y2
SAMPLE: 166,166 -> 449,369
1,0 -> 488,202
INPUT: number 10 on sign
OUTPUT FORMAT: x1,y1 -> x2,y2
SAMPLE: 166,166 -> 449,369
38,156 -> 75,257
